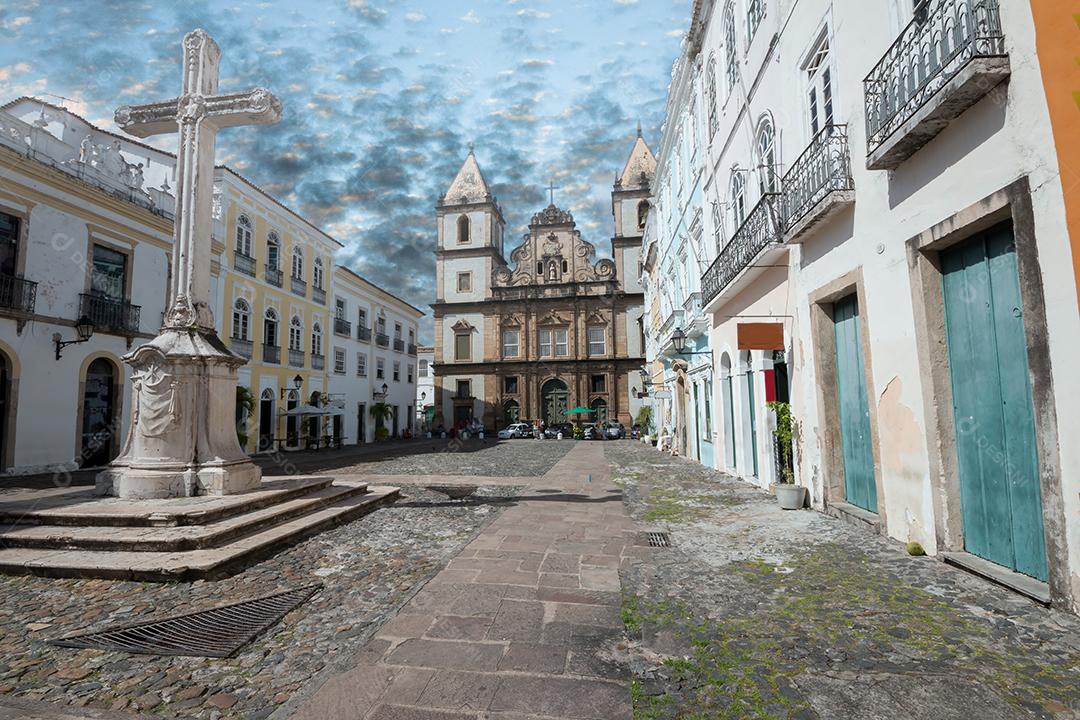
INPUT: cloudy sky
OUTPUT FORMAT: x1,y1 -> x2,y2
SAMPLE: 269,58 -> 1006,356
0,0 -> 687,340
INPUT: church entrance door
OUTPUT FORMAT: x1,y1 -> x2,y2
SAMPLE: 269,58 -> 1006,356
541,379 -> 569,426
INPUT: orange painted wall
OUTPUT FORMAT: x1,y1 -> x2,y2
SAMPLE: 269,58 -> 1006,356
1029,2 -> 1080,308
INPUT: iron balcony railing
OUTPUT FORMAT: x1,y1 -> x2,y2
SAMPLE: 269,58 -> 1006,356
393,338 -> 405,352
782,124 -> 854,229
288,348 -> 305,367
701,194 -> 782,306
229,337 -> 253,359
265,265 -> 283,287
357,326 -> 372,342
0,274 -> 36,315
334,318 -> 352,336
290,275 -> 307,297
311,353 -> 325,371
233,252 -> 256,277
408,343 -> 418,355
375,333 -> 390,347
80,293 -> 141,335
262,344 -> 280,364
864,0 -> 1006,152
312,286 -> 326,305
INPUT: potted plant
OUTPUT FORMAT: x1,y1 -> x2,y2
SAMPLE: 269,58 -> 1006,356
370,402 -> 394,442
768,401 -> 804,510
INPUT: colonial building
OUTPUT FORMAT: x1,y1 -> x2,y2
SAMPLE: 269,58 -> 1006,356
431,141 -> 651,431
642,0 -> 1080,615
0,97 -> 420,473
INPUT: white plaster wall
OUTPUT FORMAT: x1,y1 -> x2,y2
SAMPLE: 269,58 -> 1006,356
442,256 -> 488,303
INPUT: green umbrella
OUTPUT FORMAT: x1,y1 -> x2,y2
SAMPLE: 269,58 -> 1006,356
565,407 -> 593,415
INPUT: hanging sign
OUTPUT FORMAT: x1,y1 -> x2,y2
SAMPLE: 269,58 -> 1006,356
737,322 -> 785,350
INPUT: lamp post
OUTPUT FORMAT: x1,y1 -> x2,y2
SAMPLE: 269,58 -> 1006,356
53,316 -> 95,360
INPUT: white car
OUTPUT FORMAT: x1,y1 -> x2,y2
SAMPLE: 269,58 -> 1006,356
498,422 -> 532,439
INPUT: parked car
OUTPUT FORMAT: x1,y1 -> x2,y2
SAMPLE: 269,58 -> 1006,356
498,422 -> 532,439
544,423 -> 573,439
605,422 -> 626,439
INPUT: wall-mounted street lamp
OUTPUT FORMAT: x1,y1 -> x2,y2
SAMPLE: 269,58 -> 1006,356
281,373 -> 303,399
53,316 -> 95,360
670,327 -> 713,361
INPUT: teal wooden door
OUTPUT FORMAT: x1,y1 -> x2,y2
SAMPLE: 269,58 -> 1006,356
942,224 -> 1046,581
724,375 -> 737,467
833,295 -> 877,513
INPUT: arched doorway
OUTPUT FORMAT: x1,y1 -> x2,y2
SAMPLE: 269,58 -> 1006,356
503,400 -> 520,427
81,358 -> 117,468
0,351 -> 10,471
307,391 -> 321,447
591,398 -> 608,426
720,353 -> 736,469
258,389 -> 275,452
541,379 -> 569,426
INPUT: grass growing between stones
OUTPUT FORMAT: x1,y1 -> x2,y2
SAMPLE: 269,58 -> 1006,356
623,545 -> 1080,719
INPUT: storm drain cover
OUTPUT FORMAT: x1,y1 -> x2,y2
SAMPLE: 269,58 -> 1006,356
49,585 -> 320,658
647,532 -> 671,548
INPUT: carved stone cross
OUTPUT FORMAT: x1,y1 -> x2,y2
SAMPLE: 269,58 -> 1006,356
115,28 -> 281,331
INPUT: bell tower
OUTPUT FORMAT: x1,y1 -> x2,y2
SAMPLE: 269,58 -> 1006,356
611,125 -> 656,294
436,146 -> 507,303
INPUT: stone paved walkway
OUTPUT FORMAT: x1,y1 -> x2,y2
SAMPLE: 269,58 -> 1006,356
284,442 -> 639,720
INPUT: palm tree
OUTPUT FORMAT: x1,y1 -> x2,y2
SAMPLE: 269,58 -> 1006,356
370,402 -> 394,441
235,385 -> 256,449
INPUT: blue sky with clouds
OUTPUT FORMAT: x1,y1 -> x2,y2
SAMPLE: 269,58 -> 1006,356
0,0 -> 687,339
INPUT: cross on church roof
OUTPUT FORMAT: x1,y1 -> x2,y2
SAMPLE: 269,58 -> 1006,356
547,179 -> 560,206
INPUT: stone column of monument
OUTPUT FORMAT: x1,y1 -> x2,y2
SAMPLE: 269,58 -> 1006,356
96,29 -> 282,499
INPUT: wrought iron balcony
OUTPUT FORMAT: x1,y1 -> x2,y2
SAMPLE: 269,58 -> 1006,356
311,286 -> 326,305
357,326 -> 372,342
864,0 -> 1008,169
334,318 -> 352,336
288,348 -> 306,368
0,274 -> 36,316
290,275 -> 307,297
265,265 -> 283,287
375,333 -> 390,348
233,252 -> 256,277
701,194 -> 782,307
311,353 -> 325,371
79,293 -> 141,335
262,343 -> 280,364
782,124 -> 855,241
393,338 -> 405,352
229,337 -> 253,359
408,343 -> 418,355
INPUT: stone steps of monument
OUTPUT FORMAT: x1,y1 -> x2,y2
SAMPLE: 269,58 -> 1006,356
0,481 -> 370,552
0,476 -> 336,528
0,485 -> 400,582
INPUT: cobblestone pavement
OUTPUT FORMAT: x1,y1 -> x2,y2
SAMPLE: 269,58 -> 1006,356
606,442 -> 1080,720
322,437 -> 577,478
0,484 -> 521,719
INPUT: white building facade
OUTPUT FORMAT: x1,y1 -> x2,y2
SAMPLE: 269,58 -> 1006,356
0,97 -> 422,473
643,0 -> 1080,614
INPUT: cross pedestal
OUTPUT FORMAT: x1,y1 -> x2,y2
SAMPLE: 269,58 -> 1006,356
96,29 -> 282,499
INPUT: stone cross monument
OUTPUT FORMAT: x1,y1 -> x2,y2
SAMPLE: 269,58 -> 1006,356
96,29 -> 282,499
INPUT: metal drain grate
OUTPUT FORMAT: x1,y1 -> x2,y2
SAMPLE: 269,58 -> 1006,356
647,532 -> 671,548
50,585 -> 320,658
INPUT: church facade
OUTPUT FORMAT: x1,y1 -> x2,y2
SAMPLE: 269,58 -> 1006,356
431,136 -> 655,431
